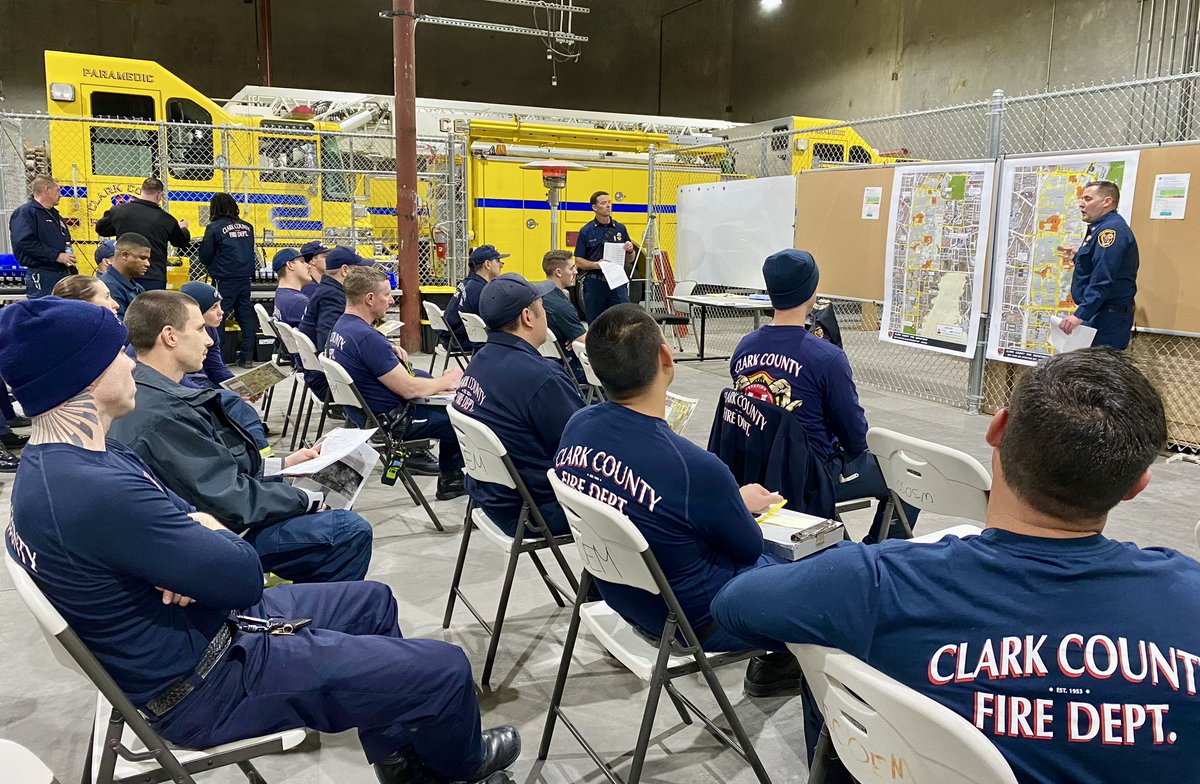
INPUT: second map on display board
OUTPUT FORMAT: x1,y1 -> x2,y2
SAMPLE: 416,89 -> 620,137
880,163 -> 995,356
986,151 -> 1140,365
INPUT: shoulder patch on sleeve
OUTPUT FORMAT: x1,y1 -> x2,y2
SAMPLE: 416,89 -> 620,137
1097,229 -> 1117,248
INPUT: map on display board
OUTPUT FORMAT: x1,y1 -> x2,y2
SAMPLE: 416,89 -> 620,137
880,163 -> 994,356
986,151 -> 1140,365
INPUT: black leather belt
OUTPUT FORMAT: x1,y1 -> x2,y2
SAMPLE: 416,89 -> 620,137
143,623 -> 233,719
1103,305 -> 1135,314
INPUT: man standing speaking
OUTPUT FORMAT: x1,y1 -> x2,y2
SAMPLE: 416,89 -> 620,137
1058,180 -> 1139,349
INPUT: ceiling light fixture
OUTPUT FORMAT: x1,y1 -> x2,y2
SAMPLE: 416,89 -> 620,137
761,0 -> 783,11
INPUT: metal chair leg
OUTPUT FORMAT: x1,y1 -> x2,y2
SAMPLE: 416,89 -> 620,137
480,531 -> 525,687
692,644 -> 774,784
236,760 -> 267,784
538,572 -> 591,760
807,724 -> 834,784
398,468 -> 444,531
313,393 -> 331,441
279,375 -> 300,441
443,509 -> 476,628
627,618 -> 678,784
527,550 -> 567,608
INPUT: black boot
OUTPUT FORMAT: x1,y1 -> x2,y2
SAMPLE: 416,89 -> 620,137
405,448 -> 440,477
373,746 -> 443,784
0,447 -> 18,472
465,726 -> 521,783
744,650 -> 803,698
436,471 -> 466,501
0,432 -> 29,450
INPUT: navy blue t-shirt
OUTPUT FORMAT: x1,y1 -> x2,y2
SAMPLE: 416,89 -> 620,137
7,441 -> 264,705
443,272 -> 487,349
326,313 -> 403,415
542,287 -> 586,346
453,331 -> 582,520
300,276 -> 346,351
730,325 -> 868,461
712,530 -> 1200,784
273,287 -> 310,327
555,402 -> 764,636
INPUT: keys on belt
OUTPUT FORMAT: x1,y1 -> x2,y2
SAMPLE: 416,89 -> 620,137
235,614 -> 313,635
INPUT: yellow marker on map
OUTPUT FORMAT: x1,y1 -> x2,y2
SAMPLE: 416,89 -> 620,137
756,499 -> 788,524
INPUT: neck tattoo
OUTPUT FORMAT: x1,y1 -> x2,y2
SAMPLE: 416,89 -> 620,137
30,393 -> 104,449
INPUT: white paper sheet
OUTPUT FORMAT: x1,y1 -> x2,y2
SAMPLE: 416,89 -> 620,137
861,186 -> 883,219
600,242 -> 630,288
1150,173 -> 1190,220
1049,316 -> 1097,354
279,427 -> 377,476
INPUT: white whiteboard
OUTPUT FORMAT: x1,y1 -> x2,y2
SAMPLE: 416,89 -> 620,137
674,175 -> 797,290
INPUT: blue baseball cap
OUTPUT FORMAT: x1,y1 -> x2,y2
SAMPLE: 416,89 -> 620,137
272,247 -> 303,273
94,240 -> 115,264
300,241 -> 331,261
479,273 -> 556,329
469,245 -> 510,268
325,246 -> 374,271
180,281 -> 221,314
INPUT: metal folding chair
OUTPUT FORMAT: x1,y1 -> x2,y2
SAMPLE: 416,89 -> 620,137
571,340 -> 607,404
5,552 -> 308,784
282,326 -> 334,450
461,312 -> 490,351
422,301 -> 471,372
251,303 -> 281,419
269,320 -> 304,444
318,354 -> 444,532
866,426 -> 993,540
653,279 -> 698,353
794,644 -> 1017,784
442,407 -> 579,687
539,470 -> 772,784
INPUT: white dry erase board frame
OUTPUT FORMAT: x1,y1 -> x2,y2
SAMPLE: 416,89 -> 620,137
674,175 -> 798,290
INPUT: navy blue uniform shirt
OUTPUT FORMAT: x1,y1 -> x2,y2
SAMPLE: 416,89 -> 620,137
300,279 -> 321,298
1071,210 -> 1139,322
573,217 -> 632,265
300,276 -> 346,351
555,402 -> 764,637
713,530 -> 1200,784
99,267 -> 146,319
273,287 -> 310,327
9,198 -> 72,270
542,287 -> 586,346
442,272 -> 487,349
730,325 -> 868,462
7,441 -> 263,705
199,218 -> 257,280
453,331 -> 583,520
326,313 -> 404,415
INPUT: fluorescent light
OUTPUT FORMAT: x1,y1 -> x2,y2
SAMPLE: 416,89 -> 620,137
761,0 -> 782,10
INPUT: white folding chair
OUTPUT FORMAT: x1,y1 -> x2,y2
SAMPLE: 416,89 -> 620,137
793,644 -> 1017,784
250,304 -> 283,422
281,324 -> 333,450
318,354 -> 444,532
0,740 -> 57,784
422,301 -> 470,372
4,553 -> 308,784
442,407 -> 578,687
571,340 -> 606,404
539,470 -> 772,784
461,312 -> 490,349
866,427 -> 993,539
270,319 -> 305,443
1194,519 -> 1200,549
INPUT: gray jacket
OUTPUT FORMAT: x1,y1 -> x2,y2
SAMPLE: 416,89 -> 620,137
109,363 -> 308,531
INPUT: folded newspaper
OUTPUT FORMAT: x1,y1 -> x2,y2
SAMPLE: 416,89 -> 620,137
664,392 -> 698,435
221,361 -> 289,399
279,427 -> 381,510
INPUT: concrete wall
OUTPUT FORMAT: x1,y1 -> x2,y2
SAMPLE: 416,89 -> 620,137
0,0 -> 1149,122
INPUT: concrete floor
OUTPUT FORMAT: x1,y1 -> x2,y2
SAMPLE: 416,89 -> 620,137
1,355 -> 1198,783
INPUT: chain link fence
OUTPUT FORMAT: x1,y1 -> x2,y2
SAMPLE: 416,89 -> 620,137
0,112 -> 467,291
646,73 -> 1200,448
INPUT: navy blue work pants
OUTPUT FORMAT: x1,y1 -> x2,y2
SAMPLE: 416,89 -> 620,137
581,273 -> 630,324
24,267 -> 70,298
827,449 -> 920,540
215,277 -> 260,362
1087,308 -> 1135,350
391,404 -> 463,475
151,581 -> 486,776
244,509 -> 373,583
